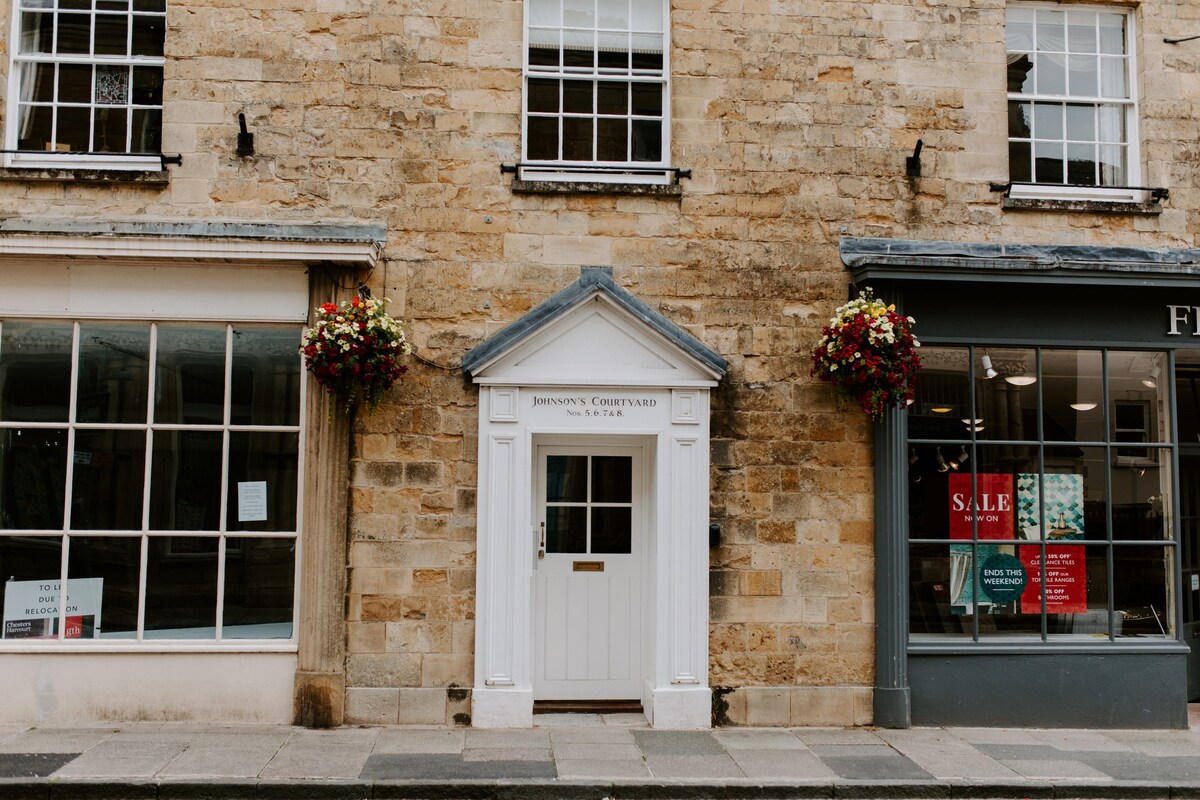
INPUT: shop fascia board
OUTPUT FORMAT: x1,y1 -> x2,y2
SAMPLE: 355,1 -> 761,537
842,237 -> 1200,288
464,266 -> 728,386
0,219 -> 385,266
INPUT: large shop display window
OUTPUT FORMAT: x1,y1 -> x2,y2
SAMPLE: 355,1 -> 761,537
909,346 -> 1174,640
0,320 -> 301,643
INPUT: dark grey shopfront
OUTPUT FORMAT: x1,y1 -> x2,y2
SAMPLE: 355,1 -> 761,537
844,238 -> 1200,729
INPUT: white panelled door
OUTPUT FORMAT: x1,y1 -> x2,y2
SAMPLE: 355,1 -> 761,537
534,444 -> 643,700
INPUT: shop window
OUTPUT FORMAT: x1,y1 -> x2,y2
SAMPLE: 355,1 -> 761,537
908,346 -> 1175,641
521,0 -> 671,184
6,0 -> 166,170
1005,4 -> 1141,202
0,320 -> 301,643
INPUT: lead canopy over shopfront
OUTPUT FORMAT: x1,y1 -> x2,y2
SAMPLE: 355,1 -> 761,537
844,237 -> 1200,729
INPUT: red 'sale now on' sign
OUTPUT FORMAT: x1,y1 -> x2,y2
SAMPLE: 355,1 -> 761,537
949,473 -> 1014,540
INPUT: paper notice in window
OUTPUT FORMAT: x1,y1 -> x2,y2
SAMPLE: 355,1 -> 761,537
238,481 -> 268,522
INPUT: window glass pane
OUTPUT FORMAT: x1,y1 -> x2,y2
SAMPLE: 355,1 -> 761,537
231,326 -> 301,427
1099,56 -> 1126,99
1029,448 -> 1103,542
976,541 -> 1043,636
57,12 -> 91,55
1041,350 -> 1103,442
61,0 -> 90,9
130,108 -> 161,152
1066,10 -> 1096,53
0,536 -> 63,639
529,43 -> 560,67
144,536 -> 217,638
1065,104 -> 1094,141
591,507 -> 631,553
546,506 -> 586,553
1034,103 -> 1063,140
1068,54 -> 1098,97
976,348 -> 1037,441
1,322 -> 72,422
56,105 -> 91,151
223,537 -> 294,639
1035,9 -> 1065,52
630,119 -> 660,161
25,63 -> 55,102
1,429 -> 67,530
528,78 -> 559,113
1108,351 -> 1170,444
630,82 -> 661,116
1098,144 -> 1124,186
910,347 -> 971,438
1007,53 -> 1033,94
547,455 -> 587,502
1033,140 -> 1064,184
597,46 -> 627,70
597,81 -> 627,114
59,63 -> 92,104
596,118 -> 626,161
631,1 -> 662,32
67,536 -> 139,639
131,66 -> 162,105
597,0 -> 628,29
226,432 -> 298,532
527,116 -> 558,160
1111,448 -> 1171,541
70,429 -> 146,531
562,117 -> 592,160
592,456 -> 631,502
1009,141 -> 1031,183
630,38 -> 663,70
150,431 -> 222,531
131,14 -> 164,57
1066,143 -> 1095,185
19,11 -> 54,53
155,325 -> 225,425
1035,52 -> 1066,95
910,543 -> 975,635
133,0 -> 166,9
529,0 -> 558,26
1098,13 -> 1125,55
1010,100 -> 1033,137
1178,351 -> 1200,445
95,65 -> 129,105
562,80 -> 592,113
563,0 -> 593,27
93,107 -> 128,152
77,324 -> 150,424
1113,546 -> 1172,637
17,105 -> 53,151
95,14 -> 129,56
1005,7 -> 1034,51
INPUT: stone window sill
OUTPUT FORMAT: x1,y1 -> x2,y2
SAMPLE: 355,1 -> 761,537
511,179 -> 683,196
1003,196 -> 1162,215
0,166 -> 169,185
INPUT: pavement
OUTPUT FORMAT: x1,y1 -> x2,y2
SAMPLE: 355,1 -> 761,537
6,712 -> 1200,799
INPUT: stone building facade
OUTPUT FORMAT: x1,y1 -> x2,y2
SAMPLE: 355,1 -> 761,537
0,0 -> 1198,728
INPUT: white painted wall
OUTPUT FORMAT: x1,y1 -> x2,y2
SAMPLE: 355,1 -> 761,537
0,653 -> 297,724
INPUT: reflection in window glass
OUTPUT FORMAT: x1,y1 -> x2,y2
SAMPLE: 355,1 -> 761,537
1113,546 -> 1172,637
0,322 -> 72,422
1108,351 -> 1170,444
592,456 -> 631,503
547,506 -> 586,553
150,431 -> 222,531
977,348 -> 1037,442
223,537 -> 294,639
71,429 -> 146,531
1111,448 -> 1171,541
907,348 -> 971,440
546,455 -> 587,502
67,536 -> 140,639
226,433 -> 299,532
0,536 -> 62,639
231,326 -> 301,427
1,429 -> 67,530
1041,349 -> 1103,442
591,507 -> 631,553
910,543 -> 975,635
155,325 -> 225,425
77,324 -> 150,424
144,536 -> 217,638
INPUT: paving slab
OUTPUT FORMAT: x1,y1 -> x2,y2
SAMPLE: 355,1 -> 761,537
52,742 -> 188,778
631,730 -> 724,756
1001,759 -> 1113,780
360,753 -> 557,780
260,743 -> 374,779
555,758 -> 653,778
157,744 -> 284,778
713,729 -> 807,750
808,744 -> 902,758
464,729 -> 550,749
1083,755 -> 1200,782
1028,730 -> 1136,753
0,752 -> 80,778
0,727 -> 114,754
600,713 -> 651,727
819,754 -> 935,781
728,748 -> 837,779
898,752 -> 1024,780
954,727 -> 1045,745
877,728 -> 986,756
552,742 -> 642,760
794,728 -> 887,746
372,728 -> 464,754
534,713 -> 605,727
0,727 -> 31,747
462,747 -> 554,761
644,753 -> 745,779
548,726 -> 635,745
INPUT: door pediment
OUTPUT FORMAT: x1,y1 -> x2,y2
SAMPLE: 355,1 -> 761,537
463,267 -> 727,387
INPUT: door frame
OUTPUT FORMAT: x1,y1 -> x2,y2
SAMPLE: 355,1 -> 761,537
532,437 -> 650,701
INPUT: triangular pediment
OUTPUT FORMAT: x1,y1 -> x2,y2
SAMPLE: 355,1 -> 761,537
463,267 -> 726,387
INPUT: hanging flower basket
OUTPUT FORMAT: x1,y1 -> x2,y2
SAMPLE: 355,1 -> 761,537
810,289 -> 921,420
300,295 -> 413,413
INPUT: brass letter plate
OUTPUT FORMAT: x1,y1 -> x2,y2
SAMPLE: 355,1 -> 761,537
573,561 -> 604,572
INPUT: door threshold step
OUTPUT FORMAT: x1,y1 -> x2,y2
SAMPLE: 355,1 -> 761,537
533,700 -> 644,714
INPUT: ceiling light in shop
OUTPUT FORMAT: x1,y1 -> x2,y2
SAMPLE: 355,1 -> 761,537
1005,375 -> 1037,386
931,406 -> 953,414
1070,402 -> 1098,411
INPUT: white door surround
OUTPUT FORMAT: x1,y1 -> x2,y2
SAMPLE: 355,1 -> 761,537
464,267 -> 727,729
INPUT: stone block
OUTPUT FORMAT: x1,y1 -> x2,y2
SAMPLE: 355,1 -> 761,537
344,688 -> 399,725
396,688 -> 449,725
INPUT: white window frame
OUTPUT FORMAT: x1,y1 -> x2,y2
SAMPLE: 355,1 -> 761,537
4,0 -> 166,171
521,0 -> 672,185
0,317 -> 303,653
1005,3 -> 1142,203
